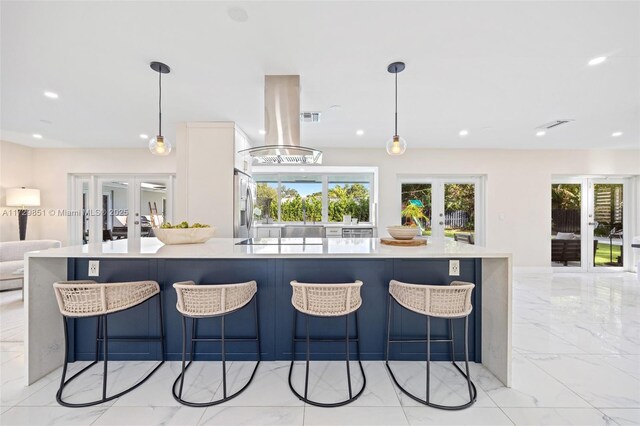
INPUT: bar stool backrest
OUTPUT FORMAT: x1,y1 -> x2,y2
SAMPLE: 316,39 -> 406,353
389,280 -> 474,318
290,280 -> 363,317
173,281 -> 257,318
53,280 -> 160,317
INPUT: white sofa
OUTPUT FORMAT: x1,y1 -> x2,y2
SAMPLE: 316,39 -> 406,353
0,240 -> 61,291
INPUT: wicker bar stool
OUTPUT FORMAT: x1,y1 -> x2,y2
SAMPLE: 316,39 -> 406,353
385,280 -> 477,410
53,280 -> 164,407
172,280 -> 260,407
288,280 -> 366,407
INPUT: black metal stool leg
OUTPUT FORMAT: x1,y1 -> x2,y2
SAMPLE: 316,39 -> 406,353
254,296 -> 261,359
221,314 -> 227,399
464,316 -> 473,401
58,317 -> 70,395
386,307 -> 478,410
179,316 -> 187,399
172,294 -> 261,407
426,315 -> 430,404
385,295 -> 393,363
57,294 -> 165,408
450,318 -> 456,363
95,316 -> 101,362
102,314 -> 108,400
158,292 -> 165,362
288,309 -> 366,407
304,313 -> 310,400
345,312 -> 353,399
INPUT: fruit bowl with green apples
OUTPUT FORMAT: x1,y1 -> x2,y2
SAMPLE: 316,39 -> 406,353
154,221 -> 216,245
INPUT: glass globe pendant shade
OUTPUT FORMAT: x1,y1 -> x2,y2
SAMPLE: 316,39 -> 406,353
149,135 -> 172,156
386,135 -> 407,156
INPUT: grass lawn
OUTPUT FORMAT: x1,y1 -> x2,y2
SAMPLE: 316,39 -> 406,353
422,230 -> 472,238
595,242 -> 622,266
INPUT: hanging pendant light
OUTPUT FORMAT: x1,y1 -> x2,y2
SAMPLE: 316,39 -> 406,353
386,61 -> 407,156
149,61 -> 172,156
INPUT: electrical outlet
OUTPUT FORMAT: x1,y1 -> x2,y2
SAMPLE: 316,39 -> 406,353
88,260 -> 100,277
449,259 -> 460,276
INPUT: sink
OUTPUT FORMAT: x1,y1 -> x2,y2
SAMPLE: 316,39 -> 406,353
281,225 -> 325,238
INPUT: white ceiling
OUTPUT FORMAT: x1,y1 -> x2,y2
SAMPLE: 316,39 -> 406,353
1,1 -> 639,150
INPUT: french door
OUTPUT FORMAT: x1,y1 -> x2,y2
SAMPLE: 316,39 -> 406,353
399,176 -> 484,245
551,177 -> 629,271
69,174 -> 174,245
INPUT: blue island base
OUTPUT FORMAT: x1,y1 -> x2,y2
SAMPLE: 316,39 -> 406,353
67,258 -> 482,363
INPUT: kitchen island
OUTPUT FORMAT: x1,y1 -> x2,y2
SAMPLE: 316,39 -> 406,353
25,238 -> 512,387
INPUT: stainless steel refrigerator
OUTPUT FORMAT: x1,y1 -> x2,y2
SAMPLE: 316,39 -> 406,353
233,169 -> 257,238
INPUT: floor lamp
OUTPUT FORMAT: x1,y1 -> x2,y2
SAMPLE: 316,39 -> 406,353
6,187 -> 40,240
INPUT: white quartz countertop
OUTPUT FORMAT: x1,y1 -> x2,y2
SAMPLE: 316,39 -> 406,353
254,223 -> 375,228
26,238 -> 511,259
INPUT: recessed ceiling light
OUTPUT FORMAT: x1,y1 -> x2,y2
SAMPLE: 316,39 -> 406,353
356,129 -> 364,136
588,56 -> 607,66
43,91 -> 59,99
32,134 -> 43,139
536,130 -> 546,137
227,6 -> 248,22
139,134 -> 149,139
611,131 -> 623,137
258,129 -> 266,135
459,130 -> 469,137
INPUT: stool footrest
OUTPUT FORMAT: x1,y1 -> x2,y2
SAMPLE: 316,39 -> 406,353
293,337 -> 359,343
191,337 -> 259,342
388,338 -> 453,344
96,337 -> 163,342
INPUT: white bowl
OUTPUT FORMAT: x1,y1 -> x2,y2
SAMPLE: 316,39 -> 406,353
386,226 -> 420,240
154,227 -> 216,245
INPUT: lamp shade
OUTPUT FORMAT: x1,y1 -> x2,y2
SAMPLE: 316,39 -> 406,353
6,188 -> 41,207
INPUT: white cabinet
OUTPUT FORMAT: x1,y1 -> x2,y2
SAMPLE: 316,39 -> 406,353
234,129 -> 252,174
326,227 -> 342,238
256,227 -> 281,238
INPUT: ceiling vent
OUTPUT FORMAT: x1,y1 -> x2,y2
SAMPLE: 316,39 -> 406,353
300,112 -> 321,123
537,119 -> 575,130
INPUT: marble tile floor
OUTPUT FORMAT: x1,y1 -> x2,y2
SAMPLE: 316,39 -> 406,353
1,272 -> 639,425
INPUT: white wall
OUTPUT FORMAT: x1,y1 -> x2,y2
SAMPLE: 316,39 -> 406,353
319,148 -> 640,268
3,137 -> 638,268
25,145 -> 175,245
0,141 -> 38,241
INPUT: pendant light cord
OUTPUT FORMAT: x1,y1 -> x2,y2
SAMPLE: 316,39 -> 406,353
394,68 -> 398,136
158,70 -> 162,137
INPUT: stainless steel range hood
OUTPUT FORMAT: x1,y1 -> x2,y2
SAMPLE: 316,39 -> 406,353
240,75 -> 322,165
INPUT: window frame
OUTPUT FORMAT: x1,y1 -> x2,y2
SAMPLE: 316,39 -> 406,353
253,166 -> 378,224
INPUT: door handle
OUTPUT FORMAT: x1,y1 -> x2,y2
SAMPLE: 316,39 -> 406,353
589,222 -> 598,226
134,221 -> 140,225
439,221 -> 444,225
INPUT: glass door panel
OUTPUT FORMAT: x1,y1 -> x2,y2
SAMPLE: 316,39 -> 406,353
551,183 -> 582,268
400,183 -> 432,236
100,180 -> 130,241
591,183 -> 624,268
444,183 -> 475,242
138,180 -> 169,239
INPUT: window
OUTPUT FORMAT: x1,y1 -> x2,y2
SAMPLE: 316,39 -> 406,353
328,178 -> 370,223
253,170 -> 375,223
399,177 -> 482,243
280,178 -> 322,222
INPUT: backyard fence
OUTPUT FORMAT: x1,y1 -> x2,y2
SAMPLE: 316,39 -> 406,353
445,210 -> 469,229
552,209 -> 581,233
